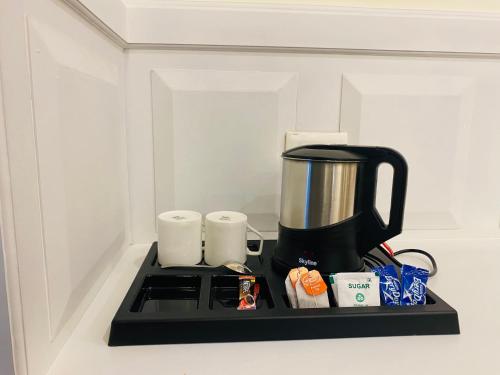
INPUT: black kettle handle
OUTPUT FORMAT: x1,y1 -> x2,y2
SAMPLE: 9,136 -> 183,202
360,147 -> 408,251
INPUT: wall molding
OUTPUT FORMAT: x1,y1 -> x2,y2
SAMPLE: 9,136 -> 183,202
61,0 -> 127,48
127,43 -> 500,59
65,0 -> 500,57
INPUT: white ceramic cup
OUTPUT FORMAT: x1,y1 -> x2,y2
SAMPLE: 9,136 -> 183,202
157,210 -> 202,267
204,211 -> 264,266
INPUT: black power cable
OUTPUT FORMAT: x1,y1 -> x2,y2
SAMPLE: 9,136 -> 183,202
364,259 -> 376,270
364,253 -> 385,267
377,245 -> 438,277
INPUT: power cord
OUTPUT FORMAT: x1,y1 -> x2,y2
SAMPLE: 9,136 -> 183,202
376,244 -> 438,277
364,253 -> 385,267
364,259 -> 376,270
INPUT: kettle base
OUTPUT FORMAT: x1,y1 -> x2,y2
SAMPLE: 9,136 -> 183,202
272,218 -> 367,274
271,251 -> 365,276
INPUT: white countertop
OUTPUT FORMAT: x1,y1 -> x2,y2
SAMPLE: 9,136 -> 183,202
48,237 -> 500,375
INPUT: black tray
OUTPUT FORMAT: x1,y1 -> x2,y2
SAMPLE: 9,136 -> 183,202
108,240 -> 459,346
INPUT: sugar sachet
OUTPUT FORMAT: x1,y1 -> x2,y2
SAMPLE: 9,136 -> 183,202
329,272 -> 380,307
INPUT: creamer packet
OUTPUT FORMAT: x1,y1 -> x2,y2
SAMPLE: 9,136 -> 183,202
373,265 -> 401,306
401,264 -> 429,306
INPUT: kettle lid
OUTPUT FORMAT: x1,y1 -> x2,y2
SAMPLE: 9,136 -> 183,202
282,145 -> 367,162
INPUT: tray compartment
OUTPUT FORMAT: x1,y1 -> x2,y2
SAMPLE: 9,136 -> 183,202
131,275 -> 201,313
209,275 -> 274,310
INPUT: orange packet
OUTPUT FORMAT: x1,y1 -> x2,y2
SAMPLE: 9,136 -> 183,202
300,270 -> 327,296
288,267 -> 308,288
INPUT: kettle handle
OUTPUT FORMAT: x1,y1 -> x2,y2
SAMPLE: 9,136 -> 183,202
360,147 -> 408,252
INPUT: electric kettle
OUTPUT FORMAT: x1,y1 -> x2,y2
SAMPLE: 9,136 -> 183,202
272,145 -> 408,274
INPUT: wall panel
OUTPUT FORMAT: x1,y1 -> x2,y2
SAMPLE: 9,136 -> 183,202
152,69 -> 297,231
27,18 -> 127,339
340,73 -> 475,229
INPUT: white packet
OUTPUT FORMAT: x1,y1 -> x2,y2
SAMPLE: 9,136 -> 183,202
330,272 -> 380,307
285,267 -> 308,308
296,270 -> 329,309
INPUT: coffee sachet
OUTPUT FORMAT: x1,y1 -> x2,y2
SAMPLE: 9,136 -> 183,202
401,264 -> 429,306
238,275 -> 256,310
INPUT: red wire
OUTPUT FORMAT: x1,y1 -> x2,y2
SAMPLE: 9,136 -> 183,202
381,242 -> 395,256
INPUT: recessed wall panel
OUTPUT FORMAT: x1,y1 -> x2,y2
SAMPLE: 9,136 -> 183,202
27,19 -> 127,339
152,69 -> 297,231
340,73 -> 475,229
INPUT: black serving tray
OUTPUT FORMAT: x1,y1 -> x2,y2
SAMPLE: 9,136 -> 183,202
108,240 -> 459,346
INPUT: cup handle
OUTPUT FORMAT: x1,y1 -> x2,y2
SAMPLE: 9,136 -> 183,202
246,224 -> 264,256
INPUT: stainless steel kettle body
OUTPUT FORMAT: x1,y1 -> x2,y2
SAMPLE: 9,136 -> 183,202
273,145 -> 408,274
280,159 -> 358,229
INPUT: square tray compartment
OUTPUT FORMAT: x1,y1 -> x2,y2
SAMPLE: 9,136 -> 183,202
131,275 -> 201,313
109,240 -> 460,346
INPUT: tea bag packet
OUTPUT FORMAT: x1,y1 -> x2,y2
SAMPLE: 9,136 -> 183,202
401,264 -> 429,306
296,270 -> 329,308
373,265 -> 401,306
285,267 -> 308,308
330,272 -> 380,307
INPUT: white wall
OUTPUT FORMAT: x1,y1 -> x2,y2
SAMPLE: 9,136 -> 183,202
126,49 -> 500,243
0,1 -> 129,374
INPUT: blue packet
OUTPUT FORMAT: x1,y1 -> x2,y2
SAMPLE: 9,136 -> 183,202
401,264 -> 429,306
373,265 -> 401,306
